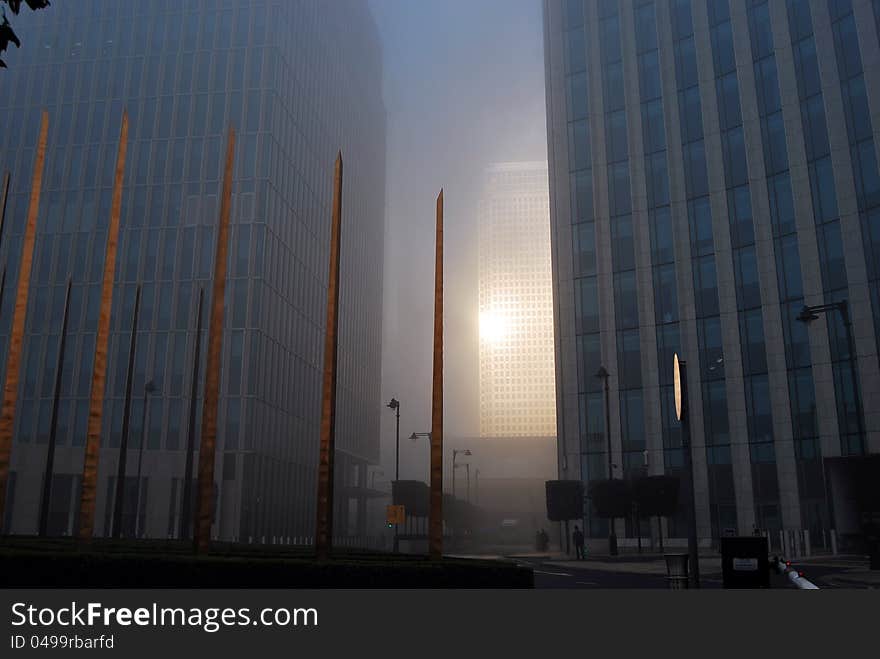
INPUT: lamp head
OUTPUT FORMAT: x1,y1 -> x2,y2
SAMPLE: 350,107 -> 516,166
595,365 -> 609,379
387,398 -> 399,409
797,305 -> 819,323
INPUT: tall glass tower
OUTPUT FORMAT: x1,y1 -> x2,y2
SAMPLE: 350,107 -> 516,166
0,0 -> 386,543
478,162 -> 556,438
544,0 -> 880,547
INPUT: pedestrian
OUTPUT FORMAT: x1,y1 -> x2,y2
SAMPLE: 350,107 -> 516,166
573,525 -> 585,560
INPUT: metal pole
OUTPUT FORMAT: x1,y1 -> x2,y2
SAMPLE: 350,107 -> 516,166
679,359 -> 701,588
0,171 -> 9,250
839,302 -> 866,451
466,463 -> 470,503
635,501 -> 642,554
394,402 -> 399,553
429,189 -> 444,560
111,285 -> 141,539
452,451 -> 457,499
38,277 -> 72,536
134,384 -> 153,538
180,288 -> 204,540
602,370 -> 617,556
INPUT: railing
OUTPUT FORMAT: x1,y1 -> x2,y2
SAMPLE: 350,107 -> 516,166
773,557 -> 819,589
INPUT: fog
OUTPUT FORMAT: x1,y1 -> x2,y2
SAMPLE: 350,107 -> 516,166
369,0 -> 548,486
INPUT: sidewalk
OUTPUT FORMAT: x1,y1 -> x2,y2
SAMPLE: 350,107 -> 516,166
544,555 -> 723,576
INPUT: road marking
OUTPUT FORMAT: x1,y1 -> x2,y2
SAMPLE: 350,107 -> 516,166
576,581 -> 597,586
534,570 -> 574,577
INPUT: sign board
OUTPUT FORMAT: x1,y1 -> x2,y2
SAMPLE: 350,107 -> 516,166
385,504 -> 405,525
733,558 -> 759,571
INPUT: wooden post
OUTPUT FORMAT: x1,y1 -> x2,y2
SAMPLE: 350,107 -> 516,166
194,126 -> 235,554
78,110 -> 129,540
0,111 -> 48,529
315,152 -> 343,560
429,190 -> 444,560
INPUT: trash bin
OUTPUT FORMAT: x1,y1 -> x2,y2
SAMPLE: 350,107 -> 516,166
720,537 -> 769,588
866,525 -> 880,571
664,553 -> 689,589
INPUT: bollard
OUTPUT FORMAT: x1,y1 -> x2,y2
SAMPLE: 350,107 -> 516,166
830,529 -> 837,556
803,530 -> 811,558
664,553 -> 690,589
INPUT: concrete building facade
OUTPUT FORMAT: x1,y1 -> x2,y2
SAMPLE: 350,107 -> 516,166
544,0 -> 880,545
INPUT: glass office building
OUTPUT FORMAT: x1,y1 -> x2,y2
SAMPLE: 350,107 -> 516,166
478,162 -> 557,439
544,0 -> 880,545
0,0 -> 386,543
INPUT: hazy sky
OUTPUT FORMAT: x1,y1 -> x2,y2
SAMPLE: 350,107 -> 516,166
368,0 -> 548,484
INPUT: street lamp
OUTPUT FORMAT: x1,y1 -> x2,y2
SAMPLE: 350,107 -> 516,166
796,300 -> 866,451
452,448 -> 472,499
386,398 -> 401,552
475,468 -> 480,505
134,380 -> 156,538
595,365 -> 618,556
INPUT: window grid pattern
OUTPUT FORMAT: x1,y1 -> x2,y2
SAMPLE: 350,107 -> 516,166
829,0 -> 876,455
478,163 -> 556,438
672,0 -> 737,538
565,0 -> 609,538
0,0 -> 385,542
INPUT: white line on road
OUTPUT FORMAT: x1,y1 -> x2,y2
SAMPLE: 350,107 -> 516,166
534,570 -> 573,577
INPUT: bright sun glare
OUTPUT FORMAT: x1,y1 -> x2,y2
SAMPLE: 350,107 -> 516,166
480,311 -> 509,344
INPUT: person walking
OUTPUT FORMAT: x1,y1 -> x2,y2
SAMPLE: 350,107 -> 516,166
573,525 -> 585,560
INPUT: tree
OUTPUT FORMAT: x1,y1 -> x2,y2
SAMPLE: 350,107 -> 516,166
633,475 -> 680,551
1,1 -> 51,69
588,479 -> 632,520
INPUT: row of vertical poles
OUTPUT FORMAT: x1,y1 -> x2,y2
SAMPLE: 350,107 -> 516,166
313,152 -> 446,561
0,109 -> 236,552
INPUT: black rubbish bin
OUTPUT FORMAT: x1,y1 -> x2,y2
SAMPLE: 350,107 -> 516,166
720,537 -> 770,588
664,553 -> 689,589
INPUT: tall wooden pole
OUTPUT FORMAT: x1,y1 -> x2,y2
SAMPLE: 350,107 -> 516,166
78,110 -> 129,540
39,277 -> 73,536
194,127 -> 235,554
429,189 -> 444,560
315,152 -> 343,560
0,111 -> 48,530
